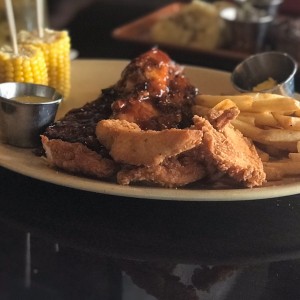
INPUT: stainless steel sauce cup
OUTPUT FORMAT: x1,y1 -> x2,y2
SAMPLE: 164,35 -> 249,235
231,51 -> 298,96
250,0 -> 284,17
0,82 -> 62,148
220,6 -> 274,53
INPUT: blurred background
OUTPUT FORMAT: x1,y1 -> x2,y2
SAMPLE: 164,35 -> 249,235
39,0 -> 299,75
1,0 -> 300,72
47,0 -> 300,61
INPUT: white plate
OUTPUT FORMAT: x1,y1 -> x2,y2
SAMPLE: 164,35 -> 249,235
1,59 -> 300,201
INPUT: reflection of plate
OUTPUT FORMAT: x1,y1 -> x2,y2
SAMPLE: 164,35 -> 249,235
112,3 -> 249,62
1,59 -> 300,201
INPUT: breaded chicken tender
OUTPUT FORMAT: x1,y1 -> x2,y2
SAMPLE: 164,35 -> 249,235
96,119 -> 203,166
193,115 -> 266,187
41,136 -> 117,178
117,153 -> 206,188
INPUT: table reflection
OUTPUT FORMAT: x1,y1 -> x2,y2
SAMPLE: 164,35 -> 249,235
1,167 -> 300,299
1,218 -> 300,299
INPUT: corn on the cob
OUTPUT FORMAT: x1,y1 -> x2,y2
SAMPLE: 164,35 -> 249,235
18,29 -> 71,99
0,44 -> 48,85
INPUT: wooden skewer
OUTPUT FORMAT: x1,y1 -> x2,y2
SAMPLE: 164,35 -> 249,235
4,0 -> 18,55
36,0 -> 44,38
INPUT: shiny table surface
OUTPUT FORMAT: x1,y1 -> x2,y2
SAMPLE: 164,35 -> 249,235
1,166 -> 300,299
1,2 -> 300,299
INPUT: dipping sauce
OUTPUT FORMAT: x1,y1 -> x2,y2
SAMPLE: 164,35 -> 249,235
252,77 -> 278,92
10,95 -> 52,104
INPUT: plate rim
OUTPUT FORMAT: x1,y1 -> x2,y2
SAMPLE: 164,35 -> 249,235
0,149 -> 300,201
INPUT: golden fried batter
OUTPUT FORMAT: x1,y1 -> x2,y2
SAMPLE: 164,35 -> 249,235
96,119 -> 203,166
193,115 -> 266,187
41,136 -> 117,178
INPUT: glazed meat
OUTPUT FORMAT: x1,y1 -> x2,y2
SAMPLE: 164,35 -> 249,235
42,48 -> 198,179
43,48 -> 197,154
110,48 -> 198,130
43,95 -> 114,157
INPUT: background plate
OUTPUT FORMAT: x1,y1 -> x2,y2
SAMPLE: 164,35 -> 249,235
112,3 -> 249,62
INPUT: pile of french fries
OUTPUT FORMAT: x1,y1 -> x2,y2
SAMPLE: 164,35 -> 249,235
193,93 -> 300,181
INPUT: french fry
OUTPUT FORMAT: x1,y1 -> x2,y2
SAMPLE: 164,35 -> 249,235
259,129 -> 300,143
231,119 -> 263,141
250,92 -> 281,100
237,114 -> 255,125
233,119 -> 300,143
264,141 -> 297,153
232,119 -> 298,152
240,111 -> 278,127
297,141 -> 300,153
213,98 -> 238,110
282,111 -> 297,116
251,97 -> 300,112
257,143 -> 290,157
264,160 -> 300,177
272,113 -> 300,130
195,94 -> 253,111
288,153 -> 300,161
256,148 -> 270,162
263,165 -> 283,181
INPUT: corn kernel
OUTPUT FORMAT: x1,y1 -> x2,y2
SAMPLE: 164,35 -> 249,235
0,44 -> 48,85
18,29 -> 71,98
